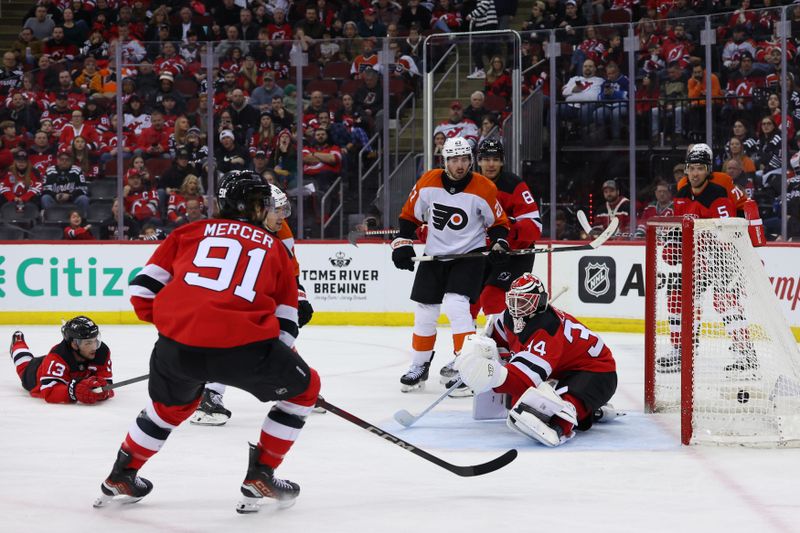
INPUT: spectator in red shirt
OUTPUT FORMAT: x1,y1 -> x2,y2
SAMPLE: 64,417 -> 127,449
1,149 -> 43,209
636,179 -> 674,237
136,110 -> 173,159
63,209 -> 94,240
123,169 -> 160,225
302,127 -> 343,192
592,179 -> 630,237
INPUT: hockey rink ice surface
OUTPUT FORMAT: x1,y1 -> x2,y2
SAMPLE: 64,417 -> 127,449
2,325 -> 799,533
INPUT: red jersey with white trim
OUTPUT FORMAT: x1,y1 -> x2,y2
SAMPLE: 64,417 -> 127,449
674,179 -> 736,219
400,169 -> 510,256
491,307 -> 616,389
129,219 -> 299,349
491,171 -> 542,249
677,171 -> 746,213
29,340 -> 113,404
433,119 -> 479,148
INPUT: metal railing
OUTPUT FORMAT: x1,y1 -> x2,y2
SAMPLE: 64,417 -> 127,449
320,177 -> 344,239
394,91 -> 417,164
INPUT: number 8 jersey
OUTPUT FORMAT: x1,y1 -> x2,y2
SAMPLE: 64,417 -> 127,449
130,219 -> 299,349
491,307 -> 616,388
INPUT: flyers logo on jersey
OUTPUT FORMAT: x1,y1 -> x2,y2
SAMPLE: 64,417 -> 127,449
431,203 -> 468,231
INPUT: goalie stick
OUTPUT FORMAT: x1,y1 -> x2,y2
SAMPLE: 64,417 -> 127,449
412,217 -> 619,262
317,396 -> 517,477
392,286 -> 570,428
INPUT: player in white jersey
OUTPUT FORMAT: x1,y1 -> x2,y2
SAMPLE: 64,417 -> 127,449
391,137 -> 510,393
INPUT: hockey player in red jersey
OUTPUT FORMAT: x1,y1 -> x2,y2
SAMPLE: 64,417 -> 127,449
94,171 -> 320,513
454,274 -> 617,446
392,136 -> 511,393
8,316 -> 113,404
191,183 -> 316,426
659,144 -> 758,373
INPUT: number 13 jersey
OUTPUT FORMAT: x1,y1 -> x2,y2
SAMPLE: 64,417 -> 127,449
130,219 -> 299,349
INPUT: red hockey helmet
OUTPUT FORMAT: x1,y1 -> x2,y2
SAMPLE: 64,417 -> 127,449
506,274 -> 549,318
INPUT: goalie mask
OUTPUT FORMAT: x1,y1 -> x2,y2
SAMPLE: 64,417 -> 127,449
506,274 -> 548,332
441,136 -> 473,178
217,170 -> 273,224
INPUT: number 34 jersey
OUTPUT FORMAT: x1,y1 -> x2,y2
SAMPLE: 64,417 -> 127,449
491,307 -> 616,388
130,219 -> 299,349
400,169 -> 509,256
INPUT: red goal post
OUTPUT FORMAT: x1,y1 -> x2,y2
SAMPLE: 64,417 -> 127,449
644,216 -> 800,446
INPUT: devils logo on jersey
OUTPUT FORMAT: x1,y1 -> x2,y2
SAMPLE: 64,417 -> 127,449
431,203 -> 468,231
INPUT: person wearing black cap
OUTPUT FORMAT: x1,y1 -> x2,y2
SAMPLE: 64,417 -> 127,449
184,127 -> 208,174
592,179 -> 629,236
721,25 -> 757,74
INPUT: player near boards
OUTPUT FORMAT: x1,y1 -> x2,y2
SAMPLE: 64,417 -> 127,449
658,143 -> 763,373
391,136 -> 511,393
455,274 -> 618,446
441,139 -> 542,392
94,171 -> 321,513
8,316 -> 113,404
191,183 -> 315,426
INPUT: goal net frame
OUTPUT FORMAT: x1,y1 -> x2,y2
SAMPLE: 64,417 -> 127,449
644,216 -> 800,446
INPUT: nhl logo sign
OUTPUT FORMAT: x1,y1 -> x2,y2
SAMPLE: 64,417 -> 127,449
584,262 -> 610,297
578,256 -> 616,303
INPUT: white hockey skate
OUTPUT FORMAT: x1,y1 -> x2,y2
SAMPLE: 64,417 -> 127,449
190,389 -> 232,426
439,356 -> 458,385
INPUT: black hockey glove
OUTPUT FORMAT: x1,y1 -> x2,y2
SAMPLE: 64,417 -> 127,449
297,284 -> 314,328
391,238 -> 416,271
487,238 -> 511,266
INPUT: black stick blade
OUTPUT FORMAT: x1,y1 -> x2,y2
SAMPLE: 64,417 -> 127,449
451,448 -> 518,477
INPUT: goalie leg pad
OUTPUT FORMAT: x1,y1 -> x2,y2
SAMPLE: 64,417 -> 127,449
506,401 -> 573,447
518,383 -> 579,426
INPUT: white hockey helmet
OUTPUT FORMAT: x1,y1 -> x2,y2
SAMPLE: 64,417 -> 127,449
269,183 -> 291,218
442,136 -> 473,174
686,143 -> 713,169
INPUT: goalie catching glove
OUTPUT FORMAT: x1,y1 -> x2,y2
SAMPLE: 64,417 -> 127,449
68,376 -> 112,404
453,334 -> 507,393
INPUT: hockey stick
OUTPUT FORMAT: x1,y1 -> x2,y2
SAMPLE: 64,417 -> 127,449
317,396 -> 518,477
347,228 -> 399,246
576,210 -> 637,238
92,373 -> 149,393
392,286 -> 570,428
412,217 -> 619,262
393,378 -> 465,427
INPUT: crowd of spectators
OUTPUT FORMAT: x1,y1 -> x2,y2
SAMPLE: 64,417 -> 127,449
1,1 -> 800,240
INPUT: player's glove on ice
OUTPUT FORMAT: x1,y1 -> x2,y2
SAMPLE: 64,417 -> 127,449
391,238 -> 416,271
487,238 -> 511,266
68,376 -> 111,404
297,285 -> 314,328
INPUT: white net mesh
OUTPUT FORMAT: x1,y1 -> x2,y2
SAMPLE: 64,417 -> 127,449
650,218 -> 800,446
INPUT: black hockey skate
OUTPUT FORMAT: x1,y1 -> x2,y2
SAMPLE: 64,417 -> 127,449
439,354 -> 458,385
236,443 -> 300,513
400,359 -> 431,392
93,449 -> 153,508
724,346 -> 759,374
445,375 -> 474,398
9,331 -> 24,355
190,389 -> 232,426
656,347 -> 681,373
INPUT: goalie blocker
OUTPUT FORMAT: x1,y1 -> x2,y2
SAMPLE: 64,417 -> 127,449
455,274 -> 618,446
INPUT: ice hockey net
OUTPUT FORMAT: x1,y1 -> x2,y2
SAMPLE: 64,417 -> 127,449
644,217 -> 800,446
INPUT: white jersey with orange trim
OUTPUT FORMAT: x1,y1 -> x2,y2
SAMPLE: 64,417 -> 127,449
400,168 -> 509,256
